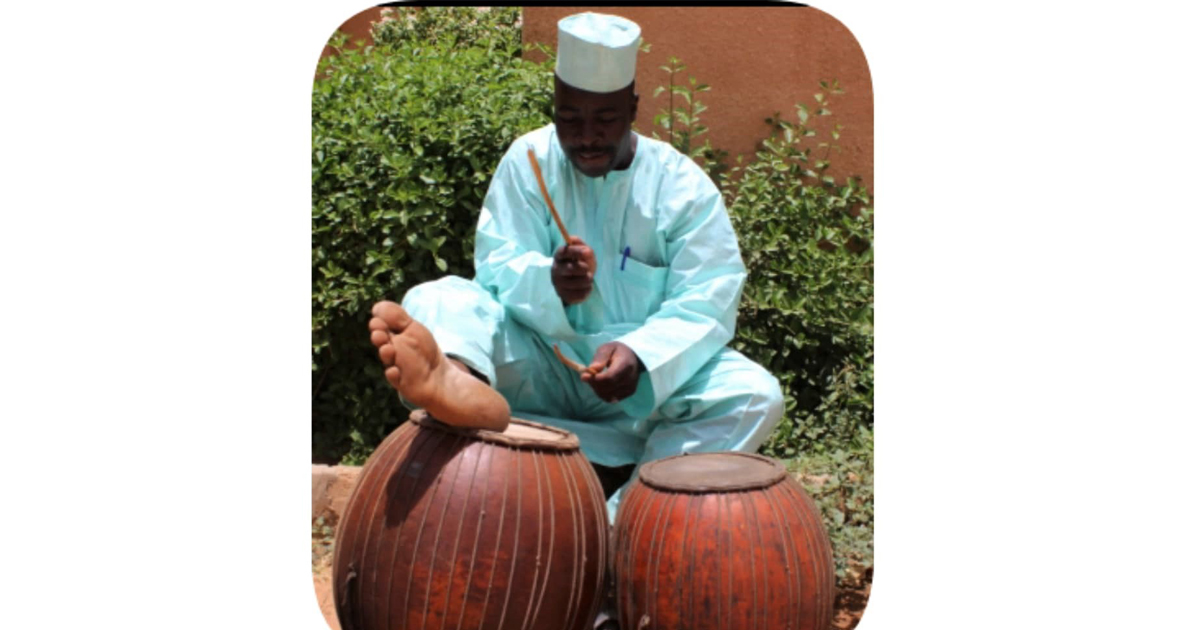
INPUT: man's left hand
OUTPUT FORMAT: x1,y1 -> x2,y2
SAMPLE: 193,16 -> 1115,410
581,342 -> 643,403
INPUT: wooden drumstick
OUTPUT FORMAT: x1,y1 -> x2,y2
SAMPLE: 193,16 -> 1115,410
527,147 -> 571,243
554,344 -> 601,375
527,146 -> 602,308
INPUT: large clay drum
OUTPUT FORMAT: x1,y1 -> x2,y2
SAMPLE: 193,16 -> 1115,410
334,410 -> 609,630
613,452 -> 835,630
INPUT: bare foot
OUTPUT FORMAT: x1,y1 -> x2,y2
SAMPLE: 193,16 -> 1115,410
368,301 -> 510,432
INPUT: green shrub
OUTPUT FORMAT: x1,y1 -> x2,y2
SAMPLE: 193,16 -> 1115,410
723,81 -> 874,456
648,56 -> 729,180
371,6 -> 523,52
311,15 -> 553,463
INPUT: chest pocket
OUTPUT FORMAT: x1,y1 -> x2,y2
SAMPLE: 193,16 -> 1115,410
609,255 -> 669,324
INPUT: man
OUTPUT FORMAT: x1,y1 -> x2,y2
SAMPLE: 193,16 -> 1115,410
368,12 -> 783,522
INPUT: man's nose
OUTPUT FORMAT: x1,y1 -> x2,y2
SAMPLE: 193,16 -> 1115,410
579,119 -> 603,143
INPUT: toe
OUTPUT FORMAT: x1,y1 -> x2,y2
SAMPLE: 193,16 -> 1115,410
370,328 -> 390,348
378,342 -> 396,367
372,301 -> 412,331
384,366 -> 402,389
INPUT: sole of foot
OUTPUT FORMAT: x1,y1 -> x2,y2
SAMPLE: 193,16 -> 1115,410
368,301 -> 510,432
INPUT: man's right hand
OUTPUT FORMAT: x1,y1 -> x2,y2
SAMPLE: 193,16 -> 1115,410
552,235 -> 596,305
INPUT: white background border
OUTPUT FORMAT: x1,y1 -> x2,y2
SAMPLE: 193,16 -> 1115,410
2,1 -> 1197,628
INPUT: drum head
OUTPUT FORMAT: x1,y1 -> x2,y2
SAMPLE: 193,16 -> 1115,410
638,452 -> 787,492
409,410 -> 579,450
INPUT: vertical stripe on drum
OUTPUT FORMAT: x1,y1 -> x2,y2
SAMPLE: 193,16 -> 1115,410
421,436 -> 474,628
494,446 -> 522,630
475,446 -> 513,630
434,439 -> 486,630
762,482 -> 799,630
645,486 -> 671,630
568,445 -> 607,629
453,443 -> 495,630
780,481 -> 833,630
554,451 -> 581,630
334,420 -> 419,630
375,426 -> 448,630
519,446 -> 551,630
401,434 -> 466,629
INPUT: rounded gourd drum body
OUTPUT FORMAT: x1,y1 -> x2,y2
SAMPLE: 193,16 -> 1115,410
613,452 -> 835,630
334,411 -> 609,630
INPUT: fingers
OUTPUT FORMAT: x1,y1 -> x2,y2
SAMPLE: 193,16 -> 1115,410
558,287 -> 592,305
555,238 -> 595,267
556,272 -> 592,300
588,369 -> 636,402
555,246 -> 595,271
586,344 -> 639,402
591,359 -> 634,386
553,238 -> 595,305
553,245 -> 594,286
576,244 -> 596,271
588,344 -> 615,374
566,236 -> 592,258
556,274 -> 593,291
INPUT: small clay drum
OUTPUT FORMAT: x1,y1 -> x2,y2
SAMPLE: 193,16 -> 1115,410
613,452 -> 835,630
334,411 -> 609,630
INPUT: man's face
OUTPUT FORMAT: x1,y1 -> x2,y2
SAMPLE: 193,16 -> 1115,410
554,77 -> 639,178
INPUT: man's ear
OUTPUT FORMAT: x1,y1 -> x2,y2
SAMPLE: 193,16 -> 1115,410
630,92 -> 640,120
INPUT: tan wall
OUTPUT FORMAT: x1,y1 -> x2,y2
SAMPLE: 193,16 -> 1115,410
318,6 -> 872,192
523,6 -> 873,193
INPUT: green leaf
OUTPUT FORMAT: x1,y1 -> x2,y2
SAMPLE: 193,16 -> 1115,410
796,104 -> 810,124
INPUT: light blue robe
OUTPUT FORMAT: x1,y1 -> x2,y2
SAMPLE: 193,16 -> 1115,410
401,124 -> 783,520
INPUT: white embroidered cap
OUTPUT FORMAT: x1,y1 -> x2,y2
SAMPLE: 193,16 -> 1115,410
555,12 -> 641,93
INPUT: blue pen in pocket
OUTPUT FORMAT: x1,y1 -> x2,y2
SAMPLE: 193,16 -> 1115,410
620,246 -> 631,271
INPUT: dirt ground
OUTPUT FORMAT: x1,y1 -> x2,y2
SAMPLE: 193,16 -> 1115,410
312,565 -> 339,630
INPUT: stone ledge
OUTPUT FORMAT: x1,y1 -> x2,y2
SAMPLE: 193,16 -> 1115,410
312,464 -> 362,521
